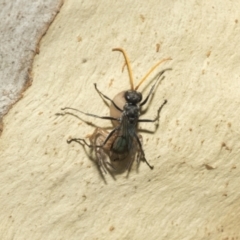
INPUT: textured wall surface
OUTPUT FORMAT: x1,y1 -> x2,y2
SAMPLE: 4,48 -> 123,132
1,0 -> 240,239
0,0 -> 62,119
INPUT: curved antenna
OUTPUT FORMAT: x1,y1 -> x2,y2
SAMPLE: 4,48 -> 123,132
135,57 -> 172,90
112,48 -> 134,90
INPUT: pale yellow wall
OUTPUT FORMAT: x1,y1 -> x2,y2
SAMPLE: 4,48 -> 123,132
1,0 -> 240,239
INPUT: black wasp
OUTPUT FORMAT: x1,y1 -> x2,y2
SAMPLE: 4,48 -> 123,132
59,48 -> 171,173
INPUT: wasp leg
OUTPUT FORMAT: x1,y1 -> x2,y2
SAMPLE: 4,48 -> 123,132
67,131 -> 109,173
94,127 -> 119,148
67,138 -> 93,147
140,68 -> 172,106
89,127 -> 116,173
133,133 -> 154,170
138,99 -> 167,123
140,72 -> 165,106
135,134 -> 143,164
56,112 -> 83,121
60,107 -> 119,121
67,137 -> 108,171
94,83 -> 123,112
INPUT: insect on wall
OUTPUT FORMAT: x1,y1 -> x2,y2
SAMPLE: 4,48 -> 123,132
57,48 -> 171,174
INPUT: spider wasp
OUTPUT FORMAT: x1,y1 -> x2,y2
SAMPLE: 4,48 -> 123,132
59,48 -> 171,173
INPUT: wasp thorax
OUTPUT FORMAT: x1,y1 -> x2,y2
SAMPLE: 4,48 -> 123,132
124,91 -> 142,104
124,104 -> 139,123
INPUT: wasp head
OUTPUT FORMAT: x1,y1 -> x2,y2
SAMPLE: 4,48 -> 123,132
124,91 -> 142,105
